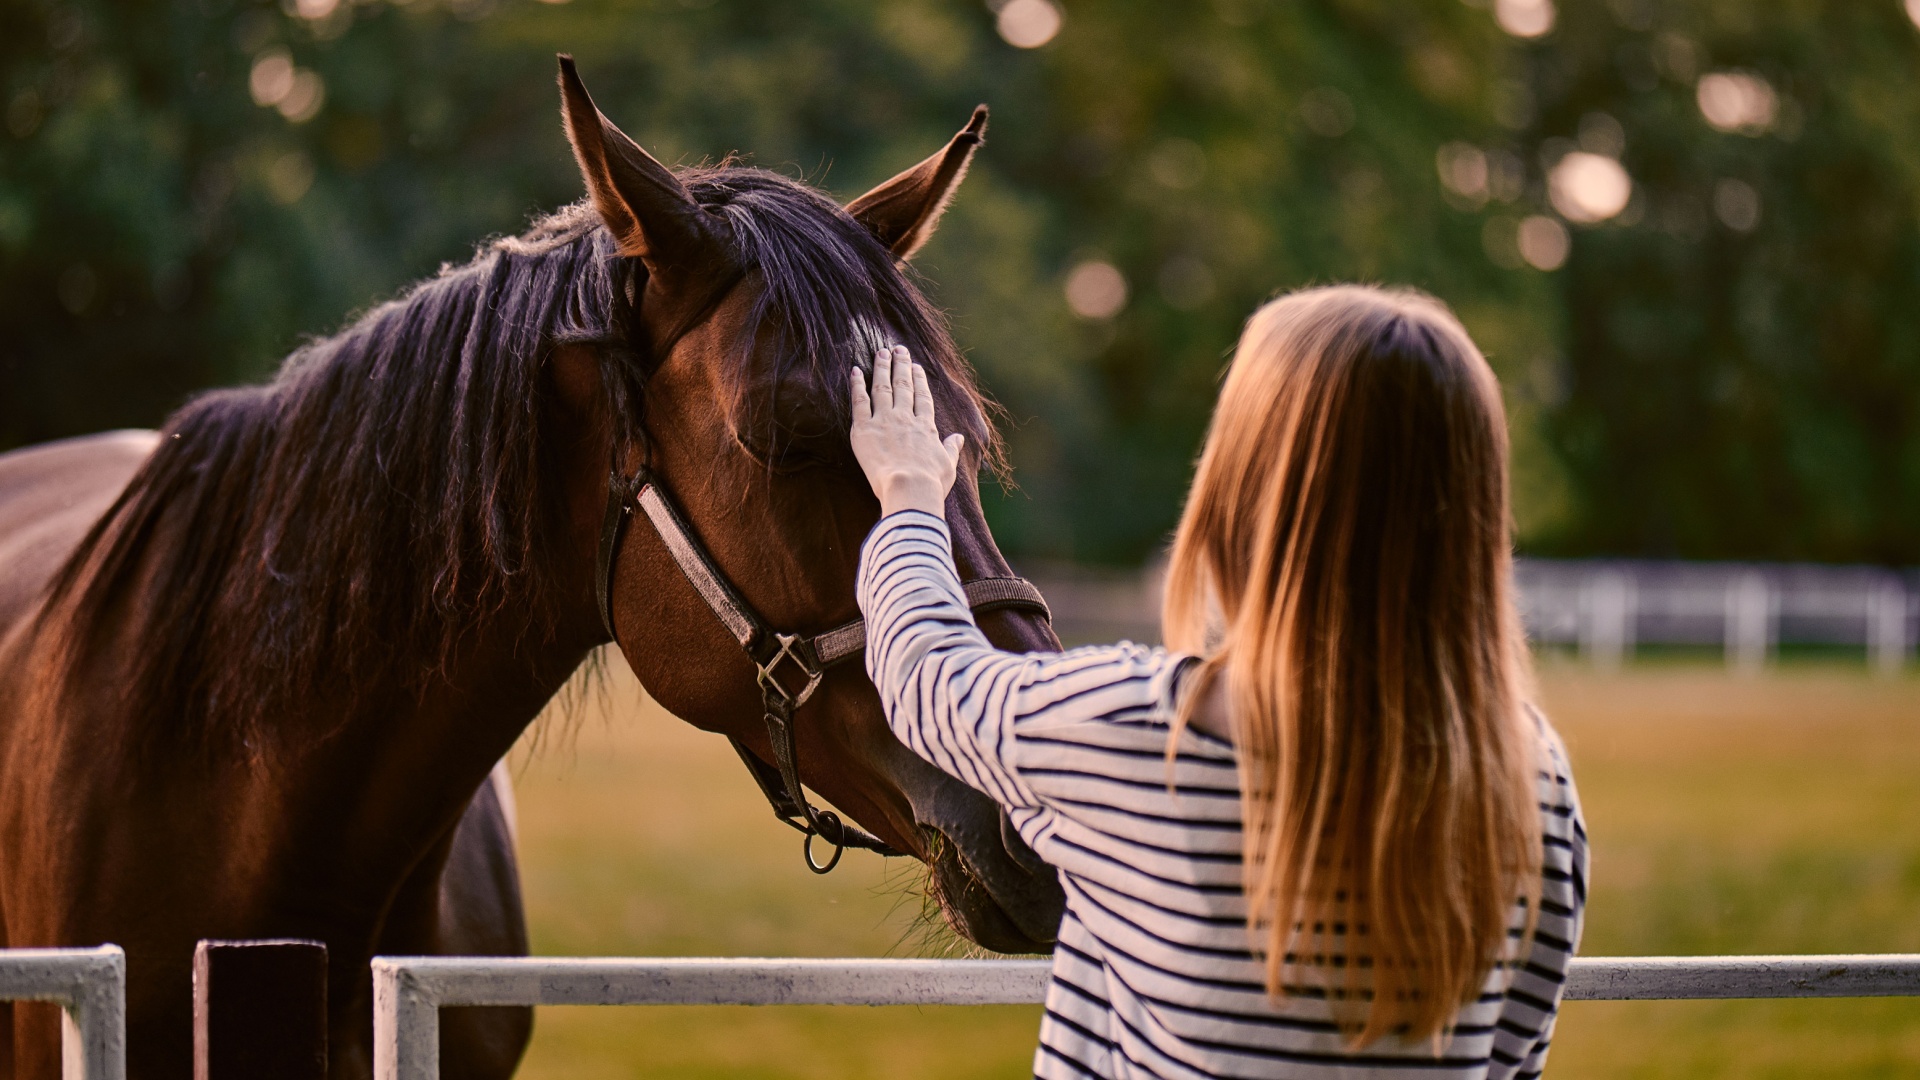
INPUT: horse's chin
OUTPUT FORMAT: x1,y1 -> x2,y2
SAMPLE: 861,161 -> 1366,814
924,825 -> 1063,955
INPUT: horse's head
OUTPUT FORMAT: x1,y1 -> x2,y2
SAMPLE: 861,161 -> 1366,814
551,58 -> 1064,952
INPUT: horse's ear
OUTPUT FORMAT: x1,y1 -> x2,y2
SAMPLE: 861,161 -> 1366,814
846,106 -> 988,261
557,55 -> 725,281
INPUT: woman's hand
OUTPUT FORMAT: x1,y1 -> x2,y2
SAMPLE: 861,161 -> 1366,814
850,344 -> 964,519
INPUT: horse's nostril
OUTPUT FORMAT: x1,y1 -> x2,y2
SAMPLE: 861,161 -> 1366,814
1000,810 -> 1051,877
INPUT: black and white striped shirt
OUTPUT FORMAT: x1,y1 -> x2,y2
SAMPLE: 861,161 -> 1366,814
858,511 -> 1588,1080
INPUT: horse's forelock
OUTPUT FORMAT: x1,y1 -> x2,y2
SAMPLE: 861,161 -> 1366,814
680,167 -> 1001,464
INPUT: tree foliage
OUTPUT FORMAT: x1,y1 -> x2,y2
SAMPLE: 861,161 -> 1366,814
3,0 -> 1917,563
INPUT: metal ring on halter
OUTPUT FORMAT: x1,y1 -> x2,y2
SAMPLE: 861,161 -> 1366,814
804,811 -> 848,874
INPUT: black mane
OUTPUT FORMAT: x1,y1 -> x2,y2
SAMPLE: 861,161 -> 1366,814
39,167 -> 993,751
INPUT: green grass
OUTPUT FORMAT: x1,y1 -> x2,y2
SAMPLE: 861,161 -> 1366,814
507,660 -> 1920,1078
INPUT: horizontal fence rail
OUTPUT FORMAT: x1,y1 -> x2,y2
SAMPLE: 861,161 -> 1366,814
0,946 -> 126,1080
373,953 -> 1920,1080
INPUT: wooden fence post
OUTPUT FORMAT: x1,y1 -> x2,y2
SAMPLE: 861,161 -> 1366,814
193,939 -> 327,1080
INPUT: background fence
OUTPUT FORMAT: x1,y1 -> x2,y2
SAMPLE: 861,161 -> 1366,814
1025,559 -> 1920,672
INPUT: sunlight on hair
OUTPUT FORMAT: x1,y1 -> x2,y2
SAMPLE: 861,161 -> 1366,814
1159,286 -> 1546,1044
1494,0 -> 1555,38
1548,151 -> 1631,223
1517,215 -> 1570,270
993,0 -> 1063,49
1065,260 -> 1128,319
1697,71 -> 1777,134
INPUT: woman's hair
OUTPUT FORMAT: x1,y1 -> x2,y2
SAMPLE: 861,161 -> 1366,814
1162,284 -> 1542,1046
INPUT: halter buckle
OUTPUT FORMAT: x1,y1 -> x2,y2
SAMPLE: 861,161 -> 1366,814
756,632 -> 823,713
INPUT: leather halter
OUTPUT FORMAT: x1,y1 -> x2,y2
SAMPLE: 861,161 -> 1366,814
595,465 -> 1051,873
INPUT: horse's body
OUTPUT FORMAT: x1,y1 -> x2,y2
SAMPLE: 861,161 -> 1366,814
0,431 -> 555,1078
0,61 -> 1063,1079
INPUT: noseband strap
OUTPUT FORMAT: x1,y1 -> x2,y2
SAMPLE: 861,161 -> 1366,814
596,465 -> 1051,874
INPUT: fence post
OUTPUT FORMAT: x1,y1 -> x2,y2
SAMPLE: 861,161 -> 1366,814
59,947 -> 125,1080
193,940 -> 327,1080
0,946 -> 126,1080
372,958 -> 439,1080
1580,571 -> 1634,669
1868,579 -> 1908,677
1725,572 -> 1774,673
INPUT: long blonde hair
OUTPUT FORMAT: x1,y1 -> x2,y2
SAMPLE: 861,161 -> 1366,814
1162,285 -> 1542,1046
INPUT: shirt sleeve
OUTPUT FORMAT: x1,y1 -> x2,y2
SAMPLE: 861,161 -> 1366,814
855,510 -> 1181,815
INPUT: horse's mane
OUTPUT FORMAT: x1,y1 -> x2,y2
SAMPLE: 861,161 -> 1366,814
37,167 -> 994,753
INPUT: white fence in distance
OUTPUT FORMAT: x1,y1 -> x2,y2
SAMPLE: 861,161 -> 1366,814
1023,559 -> 1919,672
0,946 -> 126,1080
372,953 -> 1920,1080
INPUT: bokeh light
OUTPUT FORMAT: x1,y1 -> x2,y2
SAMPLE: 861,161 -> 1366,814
1577,111 -> 1626,158
1518,215 -> 1571,270
249,49 -> 325,123
1494,0 -> 1555,39
249,50 -> 294,108
266,151 -> 316,206
1298,86 -> 1355,137
1713,178 -> 1762,232
1696,71 -> 1776,134
278,71 -> 326,124
995,0 -> 1062,49
1147,138 -> 1207,190
1065,260 -> 1127,319
1548,152 -> 1632,224
1437,142 -> 1490,204
1908,0 -> 1920,30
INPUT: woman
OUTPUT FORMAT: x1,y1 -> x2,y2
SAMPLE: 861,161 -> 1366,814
849,284 -> 1587,1079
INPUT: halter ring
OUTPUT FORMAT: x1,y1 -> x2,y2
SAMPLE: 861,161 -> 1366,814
804,811 -> 848,874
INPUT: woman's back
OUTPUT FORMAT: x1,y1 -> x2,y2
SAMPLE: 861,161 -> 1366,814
858,523 -> 1587,1079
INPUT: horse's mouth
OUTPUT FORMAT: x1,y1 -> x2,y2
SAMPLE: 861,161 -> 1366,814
922,825 -> 1063,955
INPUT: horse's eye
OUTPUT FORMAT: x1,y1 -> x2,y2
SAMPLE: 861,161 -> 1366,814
733,423 -> 848,474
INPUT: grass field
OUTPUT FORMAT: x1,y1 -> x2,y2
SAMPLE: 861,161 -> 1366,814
506,658 -> 1920,1079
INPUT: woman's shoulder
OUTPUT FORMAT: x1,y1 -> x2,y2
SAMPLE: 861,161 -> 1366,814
1013,643 -> 1211,737
1523,704 -> 1585,831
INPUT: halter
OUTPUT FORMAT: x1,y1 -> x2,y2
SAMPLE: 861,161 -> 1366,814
595,464 -> 1051,873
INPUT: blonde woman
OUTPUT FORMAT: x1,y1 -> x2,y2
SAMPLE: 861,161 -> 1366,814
850,284 -> 1587,1079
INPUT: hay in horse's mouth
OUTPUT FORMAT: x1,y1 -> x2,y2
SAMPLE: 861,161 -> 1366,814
885,826 -> 1053,957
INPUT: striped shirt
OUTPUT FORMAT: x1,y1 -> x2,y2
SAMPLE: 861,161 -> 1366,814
857,511 -> 1589,1080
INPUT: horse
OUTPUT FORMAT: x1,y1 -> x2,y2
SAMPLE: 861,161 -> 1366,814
0,57 -> 1064,1079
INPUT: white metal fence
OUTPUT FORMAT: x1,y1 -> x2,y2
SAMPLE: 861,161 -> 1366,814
0,946 -> 126,1080
1024,559 -> 1920,672
372,953 -> 1920,1080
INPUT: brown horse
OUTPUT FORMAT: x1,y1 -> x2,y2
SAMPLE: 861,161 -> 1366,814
0,58 -> 1062,1079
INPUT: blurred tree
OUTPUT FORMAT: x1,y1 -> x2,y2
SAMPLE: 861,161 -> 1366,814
3,0 -> 1918,565
1515,0 -> 1920,563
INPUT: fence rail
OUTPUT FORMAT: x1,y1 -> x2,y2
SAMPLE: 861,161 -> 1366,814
0,945 -> 126,1080
372,953 -> 1920,1080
